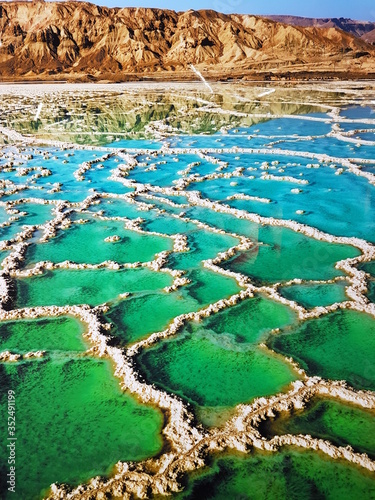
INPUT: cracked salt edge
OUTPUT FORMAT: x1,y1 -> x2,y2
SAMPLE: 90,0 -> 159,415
0,121 -> 375,498
0,202 -> 373,498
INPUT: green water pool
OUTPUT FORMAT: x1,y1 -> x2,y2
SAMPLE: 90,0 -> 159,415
259,397 -> 375,459
138,296 -> 299,407
176,448 -> 375,500
270,310 -> 375,391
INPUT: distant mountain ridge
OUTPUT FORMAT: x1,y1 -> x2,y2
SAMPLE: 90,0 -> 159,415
263,15 -> 375,44
0,2 -> 374,82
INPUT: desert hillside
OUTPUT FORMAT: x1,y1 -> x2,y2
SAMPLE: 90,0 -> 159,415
264,15 -> 375,43
0,1 -> 374,81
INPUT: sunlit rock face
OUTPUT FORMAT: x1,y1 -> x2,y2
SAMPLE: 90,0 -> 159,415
0,2 -> 374,81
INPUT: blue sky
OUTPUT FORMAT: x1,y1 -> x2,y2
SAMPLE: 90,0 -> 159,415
94,0 -> 375,21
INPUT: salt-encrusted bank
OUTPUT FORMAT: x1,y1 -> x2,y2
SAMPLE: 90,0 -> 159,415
0,85 -> 374,499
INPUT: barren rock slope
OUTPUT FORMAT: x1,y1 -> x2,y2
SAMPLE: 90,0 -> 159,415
0,1 -> 374,81
264,15 -> 375,43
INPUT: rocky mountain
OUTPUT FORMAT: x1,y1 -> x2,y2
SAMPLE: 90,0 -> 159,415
364,29 -> 375,44
264,15 -> 375,43
0,1 -> 374,82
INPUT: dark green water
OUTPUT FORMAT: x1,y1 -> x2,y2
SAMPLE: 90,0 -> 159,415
176,449 -> 375,500
259,398 -> 375,459
0,317 -> 86,353
0,355 -> 163,499
270,310 -> 375,391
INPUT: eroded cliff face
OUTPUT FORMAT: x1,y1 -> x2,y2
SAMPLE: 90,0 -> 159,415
0,1 -> 374,81
263,15 -> 375,43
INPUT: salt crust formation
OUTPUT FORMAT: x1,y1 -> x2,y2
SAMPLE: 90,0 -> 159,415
0,104 -> 374,498
0,350 -> 46,361
104,235 -> 121,243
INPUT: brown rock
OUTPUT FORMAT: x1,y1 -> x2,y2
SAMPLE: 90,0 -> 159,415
0,2 -> 374,81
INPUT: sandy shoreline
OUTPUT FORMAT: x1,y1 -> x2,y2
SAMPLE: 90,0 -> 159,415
2,75 -> 375,88
2,69 -> 375,85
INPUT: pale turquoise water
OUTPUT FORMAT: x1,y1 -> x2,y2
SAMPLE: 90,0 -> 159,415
16,268 -> 172,307
280,281 -> 349,308
26,218 -> 172,265
222,225 -> 359,284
